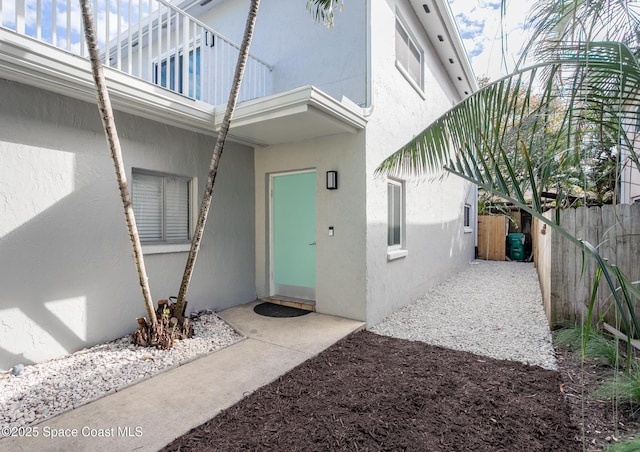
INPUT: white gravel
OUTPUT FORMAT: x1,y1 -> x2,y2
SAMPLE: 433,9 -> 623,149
370,260 -> 557,370
2,262 -> 555,431
0,312 -> 242,430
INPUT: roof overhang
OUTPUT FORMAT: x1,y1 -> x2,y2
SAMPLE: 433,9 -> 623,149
410,0 -> 478,99
0,29 -> 366,148
220,86 -> 367,147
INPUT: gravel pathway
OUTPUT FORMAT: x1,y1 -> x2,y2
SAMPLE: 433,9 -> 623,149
0,312 -> 242,430
370,260 -> 557,370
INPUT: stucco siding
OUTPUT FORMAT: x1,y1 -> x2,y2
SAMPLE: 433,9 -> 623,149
364,0 -> 476,326
1,0 -> 479,367
254,132 -> 367,321
0,79 -> 256,370
196,0 -> 368,106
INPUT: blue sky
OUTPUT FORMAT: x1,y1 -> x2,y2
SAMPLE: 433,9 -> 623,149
448,0 -> 536,82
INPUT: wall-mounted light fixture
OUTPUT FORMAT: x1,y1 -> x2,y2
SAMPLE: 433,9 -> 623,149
326,171 -> 338,190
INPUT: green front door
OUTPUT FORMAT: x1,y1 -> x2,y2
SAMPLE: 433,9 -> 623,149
272,171 -> 316,300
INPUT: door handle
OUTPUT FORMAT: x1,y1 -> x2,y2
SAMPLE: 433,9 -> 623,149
308,241 -> 316,246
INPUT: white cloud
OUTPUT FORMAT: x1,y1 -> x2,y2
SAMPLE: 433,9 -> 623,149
449,0 -> 536,82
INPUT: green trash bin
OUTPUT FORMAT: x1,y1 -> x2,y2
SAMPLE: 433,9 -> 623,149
507,233 -> 525,261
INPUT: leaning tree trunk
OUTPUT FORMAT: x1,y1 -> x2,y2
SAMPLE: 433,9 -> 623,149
174,0 -> 261,320
79,0 -> 157,327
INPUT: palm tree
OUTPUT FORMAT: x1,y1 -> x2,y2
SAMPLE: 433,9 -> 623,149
174,0 -> 261,321
79,0 -> 344,340
79,0 -> 157,326
376,1 -> 640,337
174,0 -> 343,320
522,0 -> 640,66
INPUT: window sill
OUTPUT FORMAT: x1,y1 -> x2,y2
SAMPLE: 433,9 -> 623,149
395,62 -> 426,100
387,249 -> 408,261
464,227 -> 473,234
142,243 -> 191,255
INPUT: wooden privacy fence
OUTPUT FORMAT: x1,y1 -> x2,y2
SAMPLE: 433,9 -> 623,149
535,204 -> 640,330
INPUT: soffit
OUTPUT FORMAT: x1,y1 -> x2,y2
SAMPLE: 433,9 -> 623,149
220,86 -> 367,147
410,0 -> 478,99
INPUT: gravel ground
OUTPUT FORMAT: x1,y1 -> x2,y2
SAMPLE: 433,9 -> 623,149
2,261 -> 554,432
0,312 -> 242,430
370,260 -> 557,370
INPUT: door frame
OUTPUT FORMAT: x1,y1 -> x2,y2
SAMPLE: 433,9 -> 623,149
268,169 -> 317,298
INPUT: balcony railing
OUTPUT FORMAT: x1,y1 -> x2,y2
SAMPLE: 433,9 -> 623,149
0,0 -> 273,106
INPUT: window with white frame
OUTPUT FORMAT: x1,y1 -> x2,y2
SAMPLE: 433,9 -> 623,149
464,204 -> 471,229
395,18 -> 423,90
153,46 -> 201,100
387,180 -> 404,248
132,170 -> 192,243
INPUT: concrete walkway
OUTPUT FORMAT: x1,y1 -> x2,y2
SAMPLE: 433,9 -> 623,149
1,301 -> 365,451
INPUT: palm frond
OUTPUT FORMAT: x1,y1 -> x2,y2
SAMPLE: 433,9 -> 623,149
306,0 -> 342,28
376,42 -> 640,184
522,0 -> 640,68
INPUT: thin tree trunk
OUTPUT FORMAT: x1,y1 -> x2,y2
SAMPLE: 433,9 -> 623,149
175,0 -> 261,318
79,0 -> 157,325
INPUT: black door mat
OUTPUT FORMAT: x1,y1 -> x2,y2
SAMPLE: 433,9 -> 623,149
253,302 -> 312,318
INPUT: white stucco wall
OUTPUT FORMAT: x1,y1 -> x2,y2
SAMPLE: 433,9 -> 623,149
621,133 -> 640,204
195,0 -> 368,106
363,0 -> 476,326
0,79 -> 256,370
208,0 -> 476,326
254,132 -> 368,321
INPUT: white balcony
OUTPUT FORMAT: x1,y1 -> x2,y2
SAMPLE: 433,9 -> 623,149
0,0 -> 273,107
0,0 -> 368,145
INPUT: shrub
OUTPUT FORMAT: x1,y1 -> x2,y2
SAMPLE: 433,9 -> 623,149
556,326 -> 622,368
597,368 -> 640,404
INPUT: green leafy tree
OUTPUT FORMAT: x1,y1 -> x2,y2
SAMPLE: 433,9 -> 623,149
584,141 -> 619,204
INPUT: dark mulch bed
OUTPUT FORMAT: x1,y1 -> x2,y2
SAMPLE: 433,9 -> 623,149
163,330 -> 579,451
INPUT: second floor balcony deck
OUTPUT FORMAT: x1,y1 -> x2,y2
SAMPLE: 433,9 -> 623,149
0,0 -> 273,108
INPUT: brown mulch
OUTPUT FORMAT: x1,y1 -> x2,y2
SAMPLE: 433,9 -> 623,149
163,330 -> 581,451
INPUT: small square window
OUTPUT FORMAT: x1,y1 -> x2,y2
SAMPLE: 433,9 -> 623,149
132,170 -> 192,243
